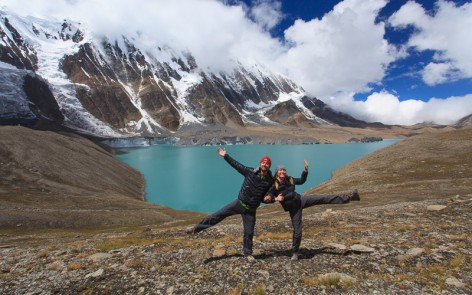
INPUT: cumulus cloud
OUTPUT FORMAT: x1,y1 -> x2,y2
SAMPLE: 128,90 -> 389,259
328,91 -> 472,125
422,62 -> 459,86
247,0 -> 284,31
388,0 -> 472,83
1,0 -> 282,72
275,0 -> 398,98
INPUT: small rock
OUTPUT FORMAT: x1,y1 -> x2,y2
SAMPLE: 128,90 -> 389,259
213,249 -> 226,257
350,244 -> 375,253
427,205 -> 447,211
88,253 -> 112,262
85,269 -> 104,279
445,277 -> 466,288
257,270 -> 270,280
406,248 -> 425,257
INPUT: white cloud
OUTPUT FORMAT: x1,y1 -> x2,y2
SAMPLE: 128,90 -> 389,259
422,62 -> 459,86
273,0 -> 399,98
248,0 -> 283,31
328,91 -> 472,125
1,0 -> 282,72
389,0 -> 472,83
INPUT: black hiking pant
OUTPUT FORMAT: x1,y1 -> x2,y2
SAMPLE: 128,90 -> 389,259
193,199 -> 257,255
288,194 -> 350,254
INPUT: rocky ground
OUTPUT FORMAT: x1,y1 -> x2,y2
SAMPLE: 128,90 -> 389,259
0,197 -> 470,294
0,125 -> 471,294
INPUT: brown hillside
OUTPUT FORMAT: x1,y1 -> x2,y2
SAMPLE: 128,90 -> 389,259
0,126 -> 201,229
304,127 -> 472,207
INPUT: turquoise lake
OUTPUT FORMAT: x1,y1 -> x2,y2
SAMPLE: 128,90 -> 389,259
116,140 -> 399,213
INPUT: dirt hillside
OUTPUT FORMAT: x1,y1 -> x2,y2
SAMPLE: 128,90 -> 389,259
0,126 -> 202,229
305,127 -> 472,206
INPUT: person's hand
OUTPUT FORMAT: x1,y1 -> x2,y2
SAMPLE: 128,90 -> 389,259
263,195 -> 272,203
217,147 -> 226,157
304,160 -> 309,172
275,194 -> 284,202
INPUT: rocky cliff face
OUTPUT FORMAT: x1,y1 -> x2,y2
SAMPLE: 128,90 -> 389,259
455,114 -> 472,128
0,8 -> 374,137
0,17 -> 37,70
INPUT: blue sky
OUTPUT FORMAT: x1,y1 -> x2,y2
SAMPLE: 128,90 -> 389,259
2,0 -> 472,125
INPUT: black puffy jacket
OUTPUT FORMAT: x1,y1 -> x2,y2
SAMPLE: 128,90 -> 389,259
224,154 -> 273,209
267,170 -> 308,211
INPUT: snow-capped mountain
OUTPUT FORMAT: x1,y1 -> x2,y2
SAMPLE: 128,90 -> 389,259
0,8 -> 366,137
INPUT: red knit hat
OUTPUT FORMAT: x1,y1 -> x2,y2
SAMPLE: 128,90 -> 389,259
260,155 -> 271,167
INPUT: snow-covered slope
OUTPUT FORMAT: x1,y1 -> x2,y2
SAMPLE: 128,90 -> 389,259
1,8 -> 361,137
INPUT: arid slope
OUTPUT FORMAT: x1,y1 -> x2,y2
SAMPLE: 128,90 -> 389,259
0,126 -> 201,229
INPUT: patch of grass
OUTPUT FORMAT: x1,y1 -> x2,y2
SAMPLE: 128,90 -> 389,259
396,224 -> 417,232
36,249 -> 48,258
125,259 -> 145,269
94,235 -> 170,251
387,264 -> 449,291
48,261 -> 60,270
449,255 -> 465,268
70,247 -> 81,254
95,234 -> 233,252
226,286 -> 242,295
422,240 -> 438,251
449,233 -> 469,242
303,273 -> 356,289
10,250 -> 21,257
420,264 -> 446,277
67,261 -> 82,271
249,283 -> 266,295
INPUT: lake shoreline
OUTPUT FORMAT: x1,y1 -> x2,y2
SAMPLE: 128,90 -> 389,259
117,139 -> 400,213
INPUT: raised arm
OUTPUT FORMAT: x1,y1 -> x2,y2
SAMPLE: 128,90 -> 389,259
217,147 -> 252,176
292,160 -> 309,185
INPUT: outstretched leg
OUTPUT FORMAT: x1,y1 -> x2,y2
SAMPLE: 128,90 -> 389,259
301,193 -> 353,209
193,199 -> 244,233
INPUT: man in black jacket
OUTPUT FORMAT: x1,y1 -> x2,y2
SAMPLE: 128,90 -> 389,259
186,147 -> 273,261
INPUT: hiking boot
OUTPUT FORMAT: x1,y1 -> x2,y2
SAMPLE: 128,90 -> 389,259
291,253 -> 299,261
349,189 -> 360,201
185,226 -> 196,235
245,255 -> 256,263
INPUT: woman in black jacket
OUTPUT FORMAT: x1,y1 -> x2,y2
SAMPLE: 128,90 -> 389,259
267,160 -> 359,261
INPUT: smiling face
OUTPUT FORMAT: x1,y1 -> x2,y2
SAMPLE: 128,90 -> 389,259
276,167 -> 286,179
260,160 -> 271,174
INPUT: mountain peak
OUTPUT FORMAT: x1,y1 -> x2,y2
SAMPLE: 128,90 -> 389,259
0,8 -> 374,137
